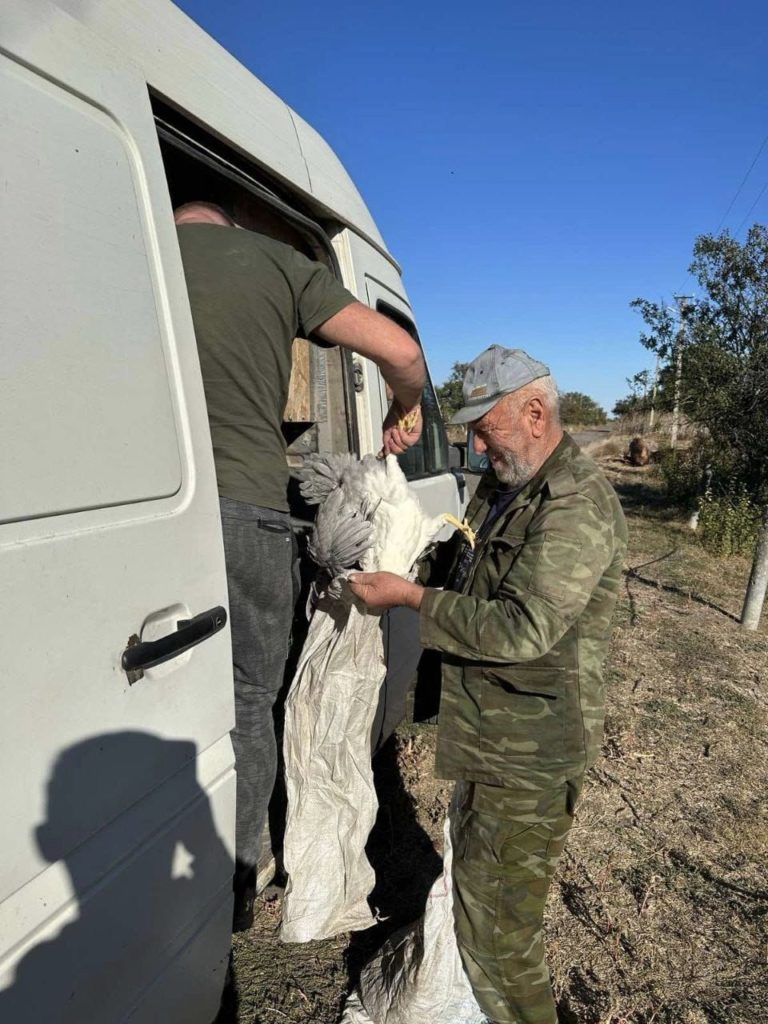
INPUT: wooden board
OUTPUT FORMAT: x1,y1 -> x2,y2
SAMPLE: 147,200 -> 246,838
284,338 -> 311,422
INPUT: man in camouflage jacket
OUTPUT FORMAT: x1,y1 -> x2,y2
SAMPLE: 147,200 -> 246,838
351,345 -> 627,1024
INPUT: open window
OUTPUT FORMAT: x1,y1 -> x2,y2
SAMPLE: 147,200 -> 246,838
150,95 -> 358,470
375,303 -> 449,479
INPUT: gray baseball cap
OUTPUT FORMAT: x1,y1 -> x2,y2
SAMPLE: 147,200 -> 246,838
449,345 -> 551,425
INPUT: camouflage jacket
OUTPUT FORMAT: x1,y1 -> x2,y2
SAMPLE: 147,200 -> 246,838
419,434 -> 627,788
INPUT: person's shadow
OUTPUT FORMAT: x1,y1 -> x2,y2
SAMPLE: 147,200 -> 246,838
0,731 -> 235,1024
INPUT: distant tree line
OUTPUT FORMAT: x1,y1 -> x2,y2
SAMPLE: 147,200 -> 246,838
558,392 -> 607,426
435,362 -> 468,421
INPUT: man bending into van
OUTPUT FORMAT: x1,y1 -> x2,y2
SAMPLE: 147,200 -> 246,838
174,201 -> 425,930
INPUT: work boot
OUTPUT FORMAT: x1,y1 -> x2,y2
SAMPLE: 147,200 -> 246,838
232,824 -> 278,932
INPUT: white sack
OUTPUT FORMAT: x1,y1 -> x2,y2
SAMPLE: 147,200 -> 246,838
281,594 -> 384,940
281,455 -> 452,943
340,785 -> 487,1024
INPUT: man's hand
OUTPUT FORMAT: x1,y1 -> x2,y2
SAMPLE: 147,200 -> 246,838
315,304 -> 426,444
348,572 -> 425,612
381,400 -> 423,456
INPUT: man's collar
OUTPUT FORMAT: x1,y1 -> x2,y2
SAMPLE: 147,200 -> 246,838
467,432 -> 576,521
491,432 -> 574,510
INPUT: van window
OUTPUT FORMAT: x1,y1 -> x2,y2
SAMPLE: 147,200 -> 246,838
152,99 -> 356,466
376,304 -> 449,479
1,60 -> 181,524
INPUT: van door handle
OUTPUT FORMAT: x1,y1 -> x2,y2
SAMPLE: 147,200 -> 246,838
122,606 -> 227,682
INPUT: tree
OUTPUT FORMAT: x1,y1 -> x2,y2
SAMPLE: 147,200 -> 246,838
741,508 -> 768,630
435,362 -> 468,420
612,366 -> 675,420
558,391 -> 607,426
631,225 -> 768,497
632,224 -> 768,629
612,395 -> 641,418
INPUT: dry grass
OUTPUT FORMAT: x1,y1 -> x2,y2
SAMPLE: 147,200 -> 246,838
547,463 -> 767,1023
223,462 -> 767,1024
584,435 -> 628,461
611,411 -> 698,445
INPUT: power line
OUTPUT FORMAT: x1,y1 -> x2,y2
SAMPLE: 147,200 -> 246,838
672,132 -> 768,296
714,133 -> 768,234
735,178 -> 768,237
638,132 -> 768,380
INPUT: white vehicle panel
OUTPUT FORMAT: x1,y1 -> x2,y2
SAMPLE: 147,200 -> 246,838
50,0 -> 389,256
0,8 -> 234,1021
1,55 -> 181,521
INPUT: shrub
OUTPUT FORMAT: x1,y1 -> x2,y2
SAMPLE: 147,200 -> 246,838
657,447 -> 705,506
698,488 -> 761,557
656,439 -> 755,509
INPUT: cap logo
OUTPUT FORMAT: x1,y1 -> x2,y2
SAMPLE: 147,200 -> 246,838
469,385 -> 488,399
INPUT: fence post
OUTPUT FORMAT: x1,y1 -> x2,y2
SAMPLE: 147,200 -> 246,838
741,504 -> 768,631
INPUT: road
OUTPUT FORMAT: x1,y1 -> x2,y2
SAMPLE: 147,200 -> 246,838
570,428 -> 612,447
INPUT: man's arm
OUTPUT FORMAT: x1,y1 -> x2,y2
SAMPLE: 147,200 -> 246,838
315,302 -> 426,454
350,494 -> 620,663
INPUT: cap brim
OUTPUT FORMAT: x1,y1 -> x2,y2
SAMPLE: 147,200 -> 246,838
449,396 -> 501,425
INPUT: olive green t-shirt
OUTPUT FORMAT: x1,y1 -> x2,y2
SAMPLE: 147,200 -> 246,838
177,224 -> 356,511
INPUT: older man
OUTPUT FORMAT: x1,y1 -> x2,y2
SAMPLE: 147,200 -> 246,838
350,346 -> 627,1024
175,201 -> 425,929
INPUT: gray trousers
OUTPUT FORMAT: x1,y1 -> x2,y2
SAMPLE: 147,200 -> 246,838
219,497 -> 298,872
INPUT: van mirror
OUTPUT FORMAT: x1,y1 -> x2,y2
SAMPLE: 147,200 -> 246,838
448,443 -> 465,470
466,432 -> 490,474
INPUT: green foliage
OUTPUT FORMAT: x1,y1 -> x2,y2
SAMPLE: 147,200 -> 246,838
631,225 -> 768,498
657,444 -> 761,556
657,447 -> 706,505
698,488 -> 762,557
435,361 -> 468,420
612,365 -> 675,419
559,391 -> 607,425
612,395 -> 642,418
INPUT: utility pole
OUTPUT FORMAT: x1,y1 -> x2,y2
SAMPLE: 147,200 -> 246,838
648,353 -> 659,431
741,505 -> 768,631
670,296 -> 693,449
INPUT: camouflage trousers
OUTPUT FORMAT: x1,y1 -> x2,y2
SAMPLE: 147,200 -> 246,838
451,776 -> 583,1024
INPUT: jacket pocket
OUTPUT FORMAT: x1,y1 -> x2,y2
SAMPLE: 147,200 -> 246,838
478,665 -> 570,760
471,535 -> 525,596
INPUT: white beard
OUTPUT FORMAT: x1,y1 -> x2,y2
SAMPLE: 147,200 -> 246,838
492,449 -> 535,487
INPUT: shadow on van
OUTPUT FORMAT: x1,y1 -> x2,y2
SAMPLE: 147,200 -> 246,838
0,731 -> 234,1024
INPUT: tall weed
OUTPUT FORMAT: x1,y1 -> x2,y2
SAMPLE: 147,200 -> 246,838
657,447 -> 705,506
698,488 -> 761,556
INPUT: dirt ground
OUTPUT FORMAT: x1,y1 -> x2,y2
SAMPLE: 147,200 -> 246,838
221,459 -> 768,1024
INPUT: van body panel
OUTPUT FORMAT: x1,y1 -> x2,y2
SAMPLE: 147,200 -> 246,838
1,7 -> 234,1020
1,52 -> 182,521
0,763 -> 234,1024
3,1 -> 466,1016
50,0 -> 390,257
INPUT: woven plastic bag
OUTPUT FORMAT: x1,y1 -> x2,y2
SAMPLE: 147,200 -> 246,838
341,784 -> 487,1024
280,454 -> 452,943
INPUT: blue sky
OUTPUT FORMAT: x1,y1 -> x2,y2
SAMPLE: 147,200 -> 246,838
176,0 -> 768,413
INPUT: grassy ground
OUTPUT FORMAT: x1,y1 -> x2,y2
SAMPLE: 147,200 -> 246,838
223,459 -> 767,1024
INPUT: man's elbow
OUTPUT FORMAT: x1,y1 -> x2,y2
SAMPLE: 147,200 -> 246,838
394,336 -> 426,381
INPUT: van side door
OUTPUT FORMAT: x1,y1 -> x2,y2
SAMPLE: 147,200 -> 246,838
0,8 -> 234,1021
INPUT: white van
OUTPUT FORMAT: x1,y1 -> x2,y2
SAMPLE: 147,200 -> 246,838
0,1 -> 464,1021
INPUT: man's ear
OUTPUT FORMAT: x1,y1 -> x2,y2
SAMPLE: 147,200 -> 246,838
528,397 -> 546,437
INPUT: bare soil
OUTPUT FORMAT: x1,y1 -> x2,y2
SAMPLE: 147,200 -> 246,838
221,460 -> 768,1024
